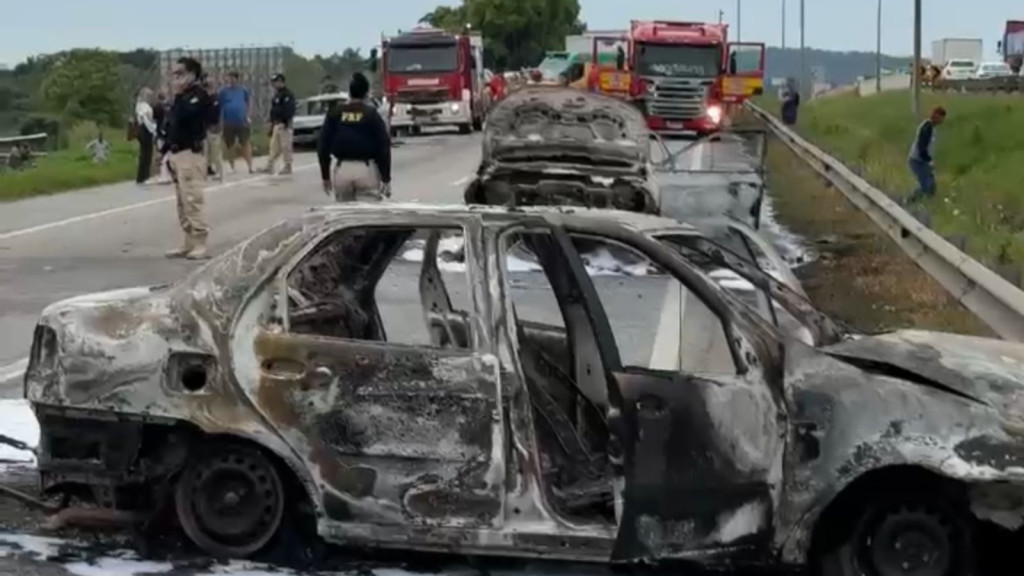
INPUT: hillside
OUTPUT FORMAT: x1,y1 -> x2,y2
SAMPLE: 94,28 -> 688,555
765,47 -> 912,86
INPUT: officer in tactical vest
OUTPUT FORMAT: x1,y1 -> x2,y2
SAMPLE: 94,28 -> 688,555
317,72 -> 392,201
164,56 -> 214,259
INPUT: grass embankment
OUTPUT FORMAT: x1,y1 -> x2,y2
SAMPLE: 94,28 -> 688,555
0,123 -> 271,202
762,117 -> 990,336
759,90 -> 1024,276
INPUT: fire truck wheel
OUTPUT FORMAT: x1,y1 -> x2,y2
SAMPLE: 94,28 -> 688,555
472,116 -> 483,132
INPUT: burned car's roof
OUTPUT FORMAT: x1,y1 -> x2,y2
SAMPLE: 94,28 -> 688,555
482,87 -> 651,165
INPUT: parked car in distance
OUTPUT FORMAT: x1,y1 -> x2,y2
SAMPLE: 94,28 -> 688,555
975,61 -> 1014,79
941,58 -> 977,80
292,92 -> 348,147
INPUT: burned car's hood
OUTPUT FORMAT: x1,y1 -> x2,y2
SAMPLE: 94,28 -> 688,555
822,329 -> 1024,407
483,87 -> 650,164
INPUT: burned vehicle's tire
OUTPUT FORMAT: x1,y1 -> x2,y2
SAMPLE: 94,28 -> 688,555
174,442 -> 286,558
816,490 -> 974,576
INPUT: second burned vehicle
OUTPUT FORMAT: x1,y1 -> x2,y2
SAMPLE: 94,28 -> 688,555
463,86 -> 768,229
463,86 -> 660,213
19,204 -> 1024,576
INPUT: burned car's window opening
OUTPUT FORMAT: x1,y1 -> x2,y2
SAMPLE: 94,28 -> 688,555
387,44 -> 458,73
657,232 -> 779,327
568,234 -> 737,375
636,43 -> 722,78
500,229 -> 616,525
285,226 -> 472,348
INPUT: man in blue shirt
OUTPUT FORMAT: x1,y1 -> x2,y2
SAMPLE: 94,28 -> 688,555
218,71 -> 253,173
907,106 -> 946,203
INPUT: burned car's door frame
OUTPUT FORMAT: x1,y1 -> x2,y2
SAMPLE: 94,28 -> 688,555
543,224 -> 787,562
249,219 -> 506,540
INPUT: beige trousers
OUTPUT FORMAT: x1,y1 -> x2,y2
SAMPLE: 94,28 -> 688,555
168,151 -> 209,238
267,124 -> 293,170
332,160 -> 382,202
205,131 -> 223,177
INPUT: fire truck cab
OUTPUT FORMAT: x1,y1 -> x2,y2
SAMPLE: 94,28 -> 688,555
381,25 -> 487,136
628,20 -> 765,136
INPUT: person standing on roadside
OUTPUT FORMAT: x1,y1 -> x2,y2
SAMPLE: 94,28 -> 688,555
153,91 -> 173,184
218,71 -> 253,174
781,79 -> 800,126
163,56 -> 214,260
262,73 -> 296,175
203,75 -> 224,181
318,72 -> 392,202
134,88 -> 157,184
907,106 -> 946,204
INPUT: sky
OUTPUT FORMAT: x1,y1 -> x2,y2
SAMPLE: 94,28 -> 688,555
0,0 -> 1014,67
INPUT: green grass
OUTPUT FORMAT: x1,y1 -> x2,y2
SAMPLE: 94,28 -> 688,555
0,121 -> 273,202
0,122 -> 136,201
754,90 -> 1024,271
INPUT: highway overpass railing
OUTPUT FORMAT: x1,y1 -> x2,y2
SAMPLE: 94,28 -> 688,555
747,100 -> 1024,341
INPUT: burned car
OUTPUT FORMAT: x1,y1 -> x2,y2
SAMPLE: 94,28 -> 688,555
22,204 -> 1024,575
463,86 -> 659,213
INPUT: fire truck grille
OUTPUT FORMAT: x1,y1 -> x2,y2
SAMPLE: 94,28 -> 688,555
395,88 -> 450,104
645,77 -> 715,120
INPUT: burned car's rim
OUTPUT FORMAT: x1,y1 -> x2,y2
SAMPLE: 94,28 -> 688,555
175,443 -> 285,557
852,503 -> 962,576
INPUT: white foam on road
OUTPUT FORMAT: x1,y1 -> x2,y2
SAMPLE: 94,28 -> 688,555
0,399 -> 37,467
0,532 -> 440,576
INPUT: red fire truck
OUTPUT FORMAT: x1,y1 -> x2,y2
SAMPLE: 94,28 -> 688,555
627,20 -> 765,136
381,25 -> 488,136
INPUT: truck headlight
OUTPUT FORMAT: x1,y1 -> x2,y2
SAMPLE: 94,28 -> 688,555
706,105 -> 723,124
450,103 -> 461,113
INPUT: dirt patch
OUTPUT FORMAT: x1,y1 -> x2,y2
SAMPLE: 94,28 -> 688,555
764,134 -> 990,336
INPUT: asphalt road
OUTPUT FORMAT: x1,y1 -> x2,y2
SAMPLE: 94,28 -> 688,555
0,129 -> 765,576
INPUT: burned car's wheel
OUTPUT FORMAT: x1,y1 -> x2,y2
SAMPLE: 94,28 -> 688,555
818,498 -> 973,576
175,442 -> 285,558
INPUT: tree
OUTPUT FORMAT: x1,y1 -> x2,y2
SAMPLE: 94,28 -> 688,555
39,49 -> 123,129
420,4 -> 468,32
421,0 -> 582,71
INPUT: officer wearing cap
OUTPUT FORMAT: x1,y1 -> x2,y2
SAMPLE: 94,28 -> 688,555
164,56 -> 214,260
262,73 -> 296,175
317,72 -> 392,202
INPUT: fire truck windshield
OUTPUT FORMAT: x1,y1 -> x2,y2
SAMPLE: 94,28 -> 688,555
388,44 -> 458,73
635,43 -> 721,78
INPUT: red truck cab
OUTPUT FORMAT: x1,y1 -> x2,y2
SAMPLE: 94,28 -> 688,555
627,20 -> 765,136
382,25 -> 487,136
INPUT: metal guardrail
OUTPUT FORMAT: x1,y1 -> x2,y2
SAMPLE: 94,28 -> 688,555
931,76 -> 1023,93
747,101 -> 1024,341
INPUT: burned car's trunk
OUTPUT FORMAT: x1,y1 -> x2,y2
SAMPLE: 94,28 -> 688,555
464,87 -> 659,213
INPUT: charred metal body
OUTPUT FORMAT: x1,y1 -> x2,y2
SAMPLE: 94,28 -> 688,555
22,204 -> 1024,573
464,87 -> 659,213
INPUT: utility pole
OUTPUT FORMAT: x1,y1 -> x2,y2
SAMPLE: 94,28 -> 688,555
737,0 -> 742,41
912,0 -> 922,116
800,0 -> 806,99
875,0 -> 882,93
718,10 -> 724,25
782,0 -> 786,49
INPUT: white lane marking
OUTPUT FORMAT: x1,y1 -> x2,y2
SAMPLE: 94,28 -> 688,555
0,163 -> 317,241
691,138 -> 706,171
0,358 -> 28,383
648,281 -> 688,371
451,176 -> 471,187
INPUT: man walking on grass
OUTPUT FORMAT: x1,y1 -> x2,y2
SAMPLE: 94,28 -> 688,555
907,106 -> 946,204
262,73 -> 296,175
218,71 -> 253,174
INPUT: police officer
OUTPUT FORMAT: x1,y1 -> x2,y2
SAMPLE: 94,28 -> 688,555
164,57 -> 214,260
262,73 -> 296,175
317,72 -> 392,202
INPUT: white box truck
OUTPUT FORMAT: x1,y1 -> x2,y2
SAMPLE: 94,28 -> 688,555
931,38 -> 983,66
